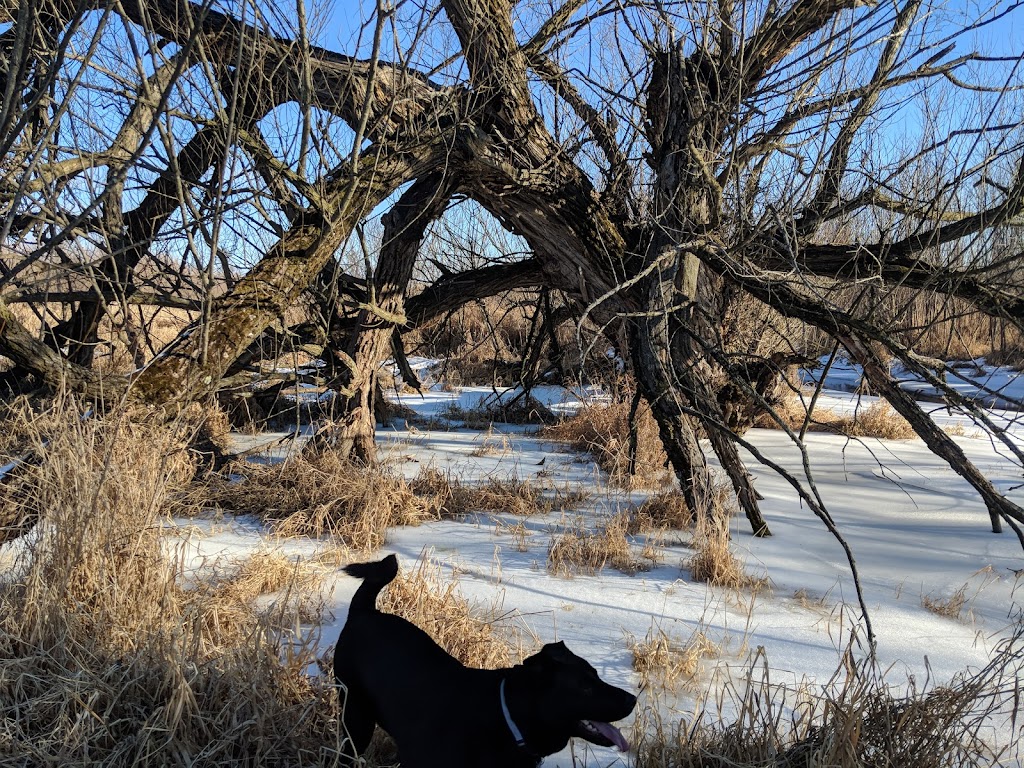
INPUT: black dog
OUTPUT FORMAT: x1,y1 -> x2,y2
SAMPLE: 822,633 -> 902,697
333,554 -> 636,767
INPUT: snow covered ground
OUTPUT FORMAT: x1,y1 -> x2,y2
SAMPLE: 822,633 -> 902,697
176,374 -> 1024,767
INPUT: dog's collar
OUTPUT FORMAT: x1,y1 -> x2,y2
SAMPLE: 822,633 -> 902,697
500,678 -> 542,766
499,678 -> 526,747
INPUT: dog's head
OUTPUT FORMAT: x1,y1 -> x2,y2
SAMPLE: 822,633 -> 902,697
516,641 -> 636,756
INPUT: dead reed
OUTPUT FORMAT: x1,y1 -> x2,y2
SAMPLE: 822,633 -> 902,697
922,584 -> 970,622
547,514 -> 647,576
409,467 -> 587,518
630,623 -> 719,692
687,493 -> 766,591
198,452 -> 439,549
759,395 -> 917,440
629,490 -> 694,534
634,629 -> 1024,768
541,399 -> 671,489
0,401 -> 338,766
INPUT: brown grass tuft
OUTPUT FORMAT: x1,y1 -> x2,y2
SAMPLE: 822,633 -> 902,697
630,490 -> 694,534
541,399 -> 671,489
547,514 -> 647,576
198,452 -> 438,549
634,631 -> 1024,768
410,467 -> 587,518
0,400 -> 337,766
923,584 -> 969,622
687,495 -> 766,591
375,557 -> 523,670
759,395 -> 917,440
630,624 -> 719,692
834,400 -> 917,439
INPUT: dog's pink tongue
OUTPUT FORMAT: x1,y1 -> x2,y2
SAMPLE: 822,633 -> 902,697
592,721 -> 629,752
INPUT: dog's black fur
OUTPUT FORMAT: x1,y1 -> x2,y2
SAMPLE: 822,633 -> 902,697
333,554 -> 636,768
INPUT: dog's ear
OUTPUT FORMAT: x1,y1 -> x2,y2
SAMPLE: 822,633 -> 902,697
543,641 -> 571,660
525,641 -> 573,669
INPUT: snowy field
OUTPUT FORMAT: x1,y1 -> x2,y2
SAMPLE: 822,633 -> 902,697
169,367 -> 1024,767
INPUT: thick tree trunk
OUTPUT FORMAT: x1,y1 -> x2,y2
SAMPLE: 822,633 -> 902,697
305,175 -> 451,462
630,320 -> 715,518
629,43 -> 769,535
129,143 -> 441,407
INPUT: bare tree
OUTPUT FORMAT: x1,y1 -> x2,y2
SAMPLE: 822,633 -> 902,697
2,0 -> 1023,546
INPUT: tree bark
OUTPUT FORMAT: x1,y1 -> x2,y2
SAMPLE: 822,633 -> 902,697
305,174 -> 452,461
840,333 -> 1022,537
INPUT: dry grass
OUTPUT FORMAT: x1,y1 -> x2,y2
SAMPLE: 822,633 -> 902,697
922,584 -> 970,622
630,624 -> 719,692
547,514 -> 649,576
835,400 -> 917,439
634,630 -> 1024,768
759,395 -> 918,440
1,396 -> 198,544
197,452 -> 439,549
375,557 -> 524,670
410,467 -> 588,518
0,400 -> 338,766
629,490 -> 694,534
687,495 -> 766,591
541,398 -> 671,489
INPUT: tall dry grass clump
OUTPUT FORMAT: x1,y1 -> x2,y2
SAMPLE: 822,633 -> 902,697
630,490 -> 694,534
375,557 -> 523,670
687,490 -> 765,591
0,401 -> 337,766
547,514 -> 647,576
541,398 -> 670,488
199,452 -> 439,549
634,631 -> 1024,768
758,394 -> 917,440
410,467 -> 588,518
837,399 -> 917,439
630,624 -> 719,693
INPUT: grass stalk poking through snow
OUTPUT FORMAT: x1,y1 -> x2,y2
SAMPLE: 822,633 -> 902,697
634,628 -> 1024,767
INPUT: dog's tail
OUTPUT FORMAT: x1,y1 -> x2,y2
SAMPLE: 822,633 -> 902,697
345,554 -> 399,613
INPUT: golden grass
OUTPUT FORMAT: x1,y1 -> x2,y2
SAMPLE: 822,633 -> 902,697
835,400 -> 917,439
759,395 -> 918,440
197,452 -> 439,549
922,584 -> 970,622
0,400 -> 338,766
630,490 -> 694,534
630,624 -> 719,692
410,467 -> 588,518
541,398 -> 671,489
547,513 -> 648,576
687,495 -> 766,591
634,631 -> 1024,768
375,557 -> 524,671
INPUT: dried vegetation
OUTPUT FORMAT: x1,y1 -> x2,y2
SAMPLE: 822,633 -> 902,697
540,398 -> 671,488
409,467 -> 587,518
547,513 -> 650,576
0,402 -> 339,766
630,624 -> 720,693
687,489 -> 766,591
759,394 -> 917,440
198,452 -> 439,549
634,633 -> 1024,768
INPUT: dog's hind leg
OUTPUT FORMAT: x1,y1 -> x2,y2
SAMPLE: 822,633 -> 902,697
338,681 -> 377,757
